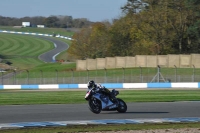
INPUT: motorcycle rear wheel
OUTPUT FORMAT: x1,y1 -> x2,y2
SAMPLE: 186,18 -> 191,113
88,98 -> 102,114
116,98 -> 127,113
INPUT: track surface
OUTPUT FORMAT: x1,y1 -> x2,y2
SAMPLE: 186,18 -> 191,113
37,36 -> 69,62
0,102 -> 199,124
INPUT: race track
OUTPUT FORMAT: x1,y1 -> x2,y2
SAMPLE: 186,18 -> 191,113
37,36 -> 69,62
0,101 -> 200,124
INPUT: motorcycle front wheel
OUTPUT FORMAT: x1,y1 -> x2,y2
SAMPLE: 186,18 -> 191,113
88,98 -> 102,114
116,98 -> 127,113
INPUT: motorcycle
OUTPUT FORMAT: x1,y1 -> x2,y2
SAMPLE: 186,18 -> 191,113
85,87 -> 127,114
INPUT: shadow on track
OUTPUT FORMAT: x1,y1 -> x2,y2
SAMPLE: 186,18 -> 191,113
102,111 -> 169,114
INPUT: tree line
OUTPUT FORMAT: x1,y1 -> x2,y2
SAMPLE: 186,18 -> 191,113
68,0 -> 200,60
0,15 -> 93,28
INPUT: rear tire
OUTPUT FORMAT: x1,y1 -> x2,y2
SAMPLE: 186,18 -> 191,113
116,98 -> 127,113
88,98 -> 102,114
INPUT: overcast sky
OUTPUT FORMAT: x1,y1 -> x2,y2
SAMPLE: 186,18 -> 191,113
0,0 -> 127,22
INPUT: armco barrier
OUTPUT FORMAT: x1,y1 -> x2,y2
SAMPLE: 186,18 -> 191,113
0,83 -> 200,90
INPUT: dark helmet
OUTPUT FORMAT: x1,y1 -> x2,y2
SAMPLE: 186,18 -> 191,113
87,80 -> 95,88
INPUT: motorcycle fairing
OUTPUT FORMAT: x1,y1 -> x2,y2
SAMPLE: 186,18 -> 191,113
92,93 -> 116,110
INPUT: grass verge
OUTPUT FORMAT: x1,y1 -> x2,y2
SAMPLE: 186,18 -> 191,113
0,90 -> 199,105
1,122 -> 200,133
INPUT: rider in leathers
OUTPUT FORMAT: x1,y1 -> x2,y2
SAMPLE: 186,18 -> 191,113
87,80 -> 116,102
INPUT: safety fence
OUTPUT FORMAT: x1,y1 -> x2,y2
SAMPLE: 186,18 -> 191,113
1,67 -> 200,85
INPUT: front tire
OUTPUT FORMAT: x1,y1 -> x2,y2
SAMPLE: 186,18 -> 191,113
116,98 -> 127,113
88,98 -> 102,114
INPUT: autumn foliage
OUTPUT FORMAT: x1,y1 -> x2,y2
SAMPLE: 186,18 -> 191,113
68,0 -> 200,59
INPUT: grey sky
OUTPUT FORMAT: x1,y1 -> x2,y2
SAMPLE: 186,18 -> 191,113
0,0 -> 127,22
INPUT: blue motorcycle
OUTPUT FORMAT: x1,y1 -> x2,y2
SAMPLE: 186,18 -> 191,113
85,87 -> 127,114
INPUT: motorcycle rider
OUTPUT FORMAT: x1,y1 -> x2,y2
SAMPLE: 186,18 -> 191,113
87,80 -> 117,102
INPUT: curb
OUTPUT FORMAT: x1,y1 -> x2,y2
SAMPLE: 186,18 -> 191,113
1,117 -> 200,129
1,83 -> 200,90
0,30 -> 72,40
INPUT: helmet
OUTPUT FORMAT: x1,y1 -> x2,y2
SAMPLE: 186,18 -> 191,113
87,80 -> 95,88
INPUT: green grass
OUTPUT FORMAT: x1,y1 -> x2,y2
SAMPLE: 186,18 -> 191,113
0,90 -> 199,105
29,62 -> 76,71
0,33 -> 56,69
1,121 -> 200,133
120,89 -> 200,102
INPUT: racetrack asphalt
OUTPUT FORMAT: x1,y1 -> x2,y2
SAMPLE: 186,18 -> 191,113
37,36 -> 69,62
0,101 -> 199,124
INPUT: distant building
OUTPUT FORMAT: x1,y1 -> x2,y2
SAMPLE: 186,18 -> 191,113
22,22 -> 31,27
37,25 -> 45,28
